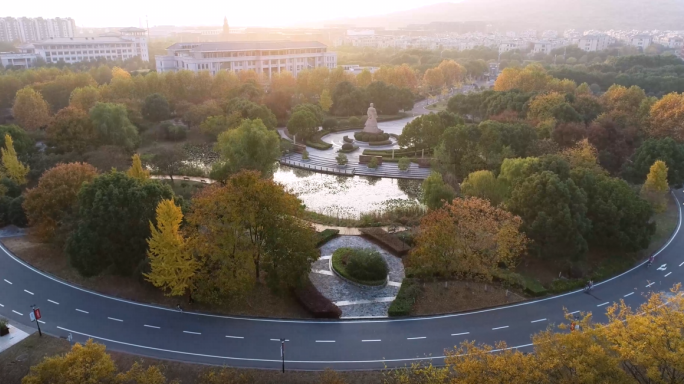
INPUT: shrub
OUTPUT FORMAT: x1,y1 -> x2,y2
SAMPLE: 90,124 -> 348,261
343,135 -> 353,143
293,278 -> 342,318
305,129 -> 333,150
359,227 -> 411,255
316,229 -> 340,247
8,196 -> 27,227
388,278 -> 420,316
368,157 -> 379,169
341,143 -> 354,151
302,150 -> 310,160
354,132 -> 390,142
336,153 -> 348,166
348,116 -> 361,127
322,118 -> 338,130
492,269 -> 548,296
160,122 -> 187,141
369,140 -> 393,146
332,247 -> 388,285
398,157 -> 411,171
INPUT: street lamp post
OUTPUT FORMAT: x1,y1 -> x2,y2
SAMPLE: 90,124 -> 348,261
280,338 -> 287,372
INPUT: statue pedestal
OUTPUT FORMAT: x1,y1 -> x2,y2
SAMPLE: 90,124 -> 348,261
362,120 -> 383,134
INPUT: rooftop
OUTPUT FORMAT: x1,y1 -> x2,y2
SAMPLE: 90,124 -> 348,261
34,36 -> 129,44
167,40 -> 327,52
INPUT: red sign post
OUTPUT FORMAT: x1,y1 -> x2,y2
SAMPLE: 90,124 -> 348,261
30,305 -> 42,336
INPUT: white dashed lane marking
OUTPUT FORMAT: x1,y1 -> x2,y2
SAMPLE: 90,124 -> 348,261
531,318 -> 547,323
316,340 -> 335,343
362,339 -> 381,342
451,332 -> 470,336
225,335 -> 244,339
75,309 -> 89,314
12,310 -> 23,316
183,331 -> 201,335
665,272 -> 672,277
108,317 -> 123,322
4,279 -> 12,284
492,326 -> 509,330
680,261 -> 684,267
646,282 -> 655,288
407,336 -> 426,340
624,292 -> 634,297
48,299 -> 59,305
38,320 -> 45,324
24,289 -> 34,295
144,325 -> 160,329
597,302 -> 609,307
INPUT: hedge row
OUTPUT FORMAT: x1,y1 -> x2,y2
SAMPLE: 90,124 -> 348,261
343,136 -> 353,143
331,248 -> 388,286
305,129 -> 332,150
368,140 -> 393,146
316,229 -> 340,247
491,269 -> 547,296
354,132 -> 390,143
388,278 -> 420,316
358,227 -> 411,256
293,278 -> 342,318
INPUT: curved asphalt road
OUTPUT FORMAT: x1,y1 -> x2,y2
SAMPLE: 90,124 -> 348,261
0,191 -> 683,370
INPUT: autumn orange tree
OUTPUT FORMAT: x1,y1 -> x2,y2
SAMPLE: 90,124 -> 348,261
527,92 -> 566,121
2,134 -> 30,185
187,170 -> 318,303
145,199 -> 197,298
127,154 -> 150,182
648,92 -> 684,142
386,286 -> 684,384
46,106 -> 96,154
640,160 -> 669,213
23,162 -> 98,242
22,339 -> 174,384
69,85 -> 101,111
437,60 -> 467,87
423,68 -> 445,93
12,86 -> 51,131
494,64 -> 556,93
406,197 -> 527,280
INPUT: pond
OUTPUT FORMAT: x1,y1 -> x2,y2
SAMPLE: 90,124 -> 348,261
273,164 -> 422,219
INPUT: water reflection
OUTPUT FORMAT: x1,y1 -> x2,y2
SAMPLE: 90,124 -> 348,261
274,164 -> 420,218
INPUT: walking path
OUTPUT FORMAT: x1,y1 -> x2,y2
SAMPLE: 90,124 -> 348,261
310,236 -> 405,318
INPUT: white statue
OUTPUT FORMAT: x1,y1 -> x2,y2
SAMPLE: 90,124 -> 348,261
363,103 -> 383,134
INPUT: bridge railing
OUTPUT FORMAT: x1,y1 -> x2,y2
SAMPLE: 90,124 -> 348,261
279,158 -> 356,176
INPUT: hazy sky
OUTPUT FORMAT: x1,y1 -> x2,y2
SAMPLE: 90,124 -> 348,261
4,0 -> 456,28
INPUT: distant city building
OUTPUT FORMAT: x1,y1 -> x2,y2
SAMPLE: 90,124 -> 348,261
577,34 -> 610,52
0,17 -> 75,43
1,27 -> 148,68
222,16 -> 230,39
629,34 -> 652,49
342,64 -> 378,75
533,40 -> 560,54
155,41 -> 337,78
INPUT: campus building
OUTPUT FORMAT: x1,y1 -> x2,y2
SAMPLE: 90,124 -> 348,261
155,40 -> 337,78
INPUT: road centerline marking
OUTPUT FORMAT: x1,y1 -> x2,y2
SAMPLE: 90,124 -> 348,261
144,325 -> 160,329
680,261 -> 684,267
569,310 -> 580,314
646,282 -> 655,288
24,289 -> 34,295
225,335 -> 244,339
451,332 -> 470,336
4,279 -> 12,284
75,309 -> 89,314
665,272 -> 672,277
47,299 -> 59,305
107,317 -> 123,322
624,292 -> 634,297
597,302 -> 609,307
316,340 -> 335,343
38,320 -> 45,324
362,339 -> 381,342
407,336 -> 426,340
531,318 -> 547,323
12,310 -> 23,316
0,303 -> 3,307
183,331 -> 201,335
492,326 -> 509,330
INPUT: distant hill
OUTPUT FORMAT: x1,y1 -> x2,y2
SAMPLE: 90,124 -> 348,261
326,0 -> 684,31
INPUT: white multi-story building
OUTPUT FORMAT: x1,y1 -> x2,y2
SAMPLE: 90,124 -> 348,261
33,27 -> 148,64
155,41 -> 337,78
630,35 -> 652,50
533,40 -> 560,55
577,34 -> 610,52
0,27 -> 149,67
0,17 -> 75,43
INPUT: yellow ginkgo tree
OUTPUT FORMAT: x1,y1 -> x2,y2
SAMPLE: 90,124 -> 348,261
127,153 -> 150,182
1,134 -> 29,185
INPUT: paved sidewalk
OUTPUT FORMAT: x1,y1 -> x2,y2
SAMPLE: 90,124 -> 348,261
0,319 -> 34,354
311,223 -> 407,236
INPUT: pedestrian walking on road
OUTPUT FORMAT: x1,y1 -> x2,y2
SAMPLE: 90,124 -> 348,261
176,304 -> 183,312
